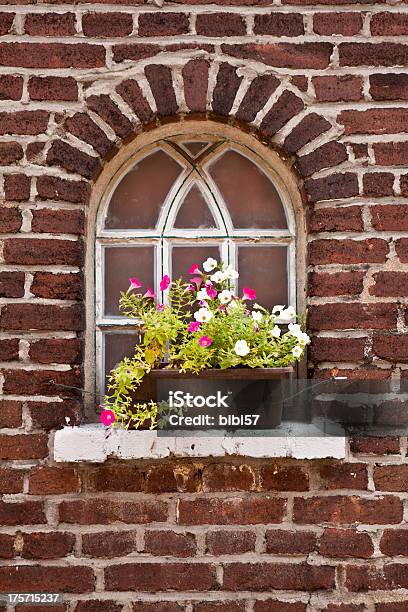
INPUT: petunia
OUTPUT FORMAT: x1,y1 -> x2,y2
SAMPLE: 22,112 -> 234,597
218,289 -> 233,304
278,306 -> 297,323
288,323 -> 310,345
194,307 -> 213,323
199,335 -> 213,348
159,275 -> 171,291
190,276 -> 203,288
243,287 -> 256,300
224,264 -> 239,280
129,277 -> 142,290
292,345 -> 303,358
234,339 -> 250,357
100,409 -> 116,427
252,310 -> 263,323
203,257 -> 218,272
144,288 -> 156,299
270,325 -> 281,338
188,321 -> 201,333
157,303 -> 165,312
189,263 -> 201,275
196,289 -> 209,301
206,286 -> 218,299
210,270 -> 226,284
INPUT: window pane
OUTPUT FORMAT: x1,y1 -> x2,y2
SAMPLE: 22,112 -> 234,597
174,184 -> 217,229
104,246 -> 154,316
238,246 -> 288,310
172,245 -> 221,282
209,150 -> 287,229
105,150 -> 182,229
104,332 -> 139,380
180,141 -> 212,158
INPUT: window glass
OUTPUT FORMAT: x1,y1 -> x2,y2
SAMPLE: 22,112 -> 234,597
238,245 -> 288,309
172,245 -> 221,282
174,184 -> 217,229
180,141 -> 212,158
104,332 -> 139,380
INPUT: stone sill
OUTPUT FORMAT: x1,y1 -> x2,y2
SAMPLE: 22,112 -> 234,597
54,423 -> 346,463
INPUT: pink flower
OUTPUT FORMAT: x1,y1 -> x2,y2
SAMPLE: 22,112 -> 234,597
100,409 -> 116,427
190,276 -> 202,288
144,288 -> 156,299
188,321 -> 201,333
206,286 -> 218,299
199,335 -> 212,348
188,263 -> 201,275
129,277 -> 142,290
159,275 -> 171,291
243,287 -> 257,300
157,303 -> 165,312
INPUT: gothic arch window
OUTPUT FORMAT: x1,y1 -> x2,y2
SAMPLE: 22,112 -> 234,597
88,123 -> 305,400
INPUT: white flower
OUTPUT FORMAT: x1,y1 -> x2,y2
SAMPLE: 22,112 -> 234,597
194,308 -> 213,323
210,270 -> 226,284
219,289 -> 233,304
234,339 -> 250,357
288,323 -> 310,345
251,310 -> 263,323
196,289 -> 209,301
278,306 -> 297,323
227,299 -> 239,310
292,345 -> 303,358
272,304 -> 285,314
223,264 -> 239,280
203,257 -> 217,272
270,325 -> 281,338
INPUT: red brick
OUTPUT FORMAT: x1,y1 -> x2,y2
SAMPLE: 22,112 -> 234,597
254,603 -> 306,612
206,529 -> 256,555
31,273 -> 83,301
254,13 -> 304,36
28,76 -> 78,102
0,434 -> 48,460
197,13 -> 246,36
398,173 -> 408,196
380,529 -> 408,556
145,64 -> 178,117
309,303 -> 397,331
87,94 -> 133,138
284,113 -> 331,154
0,304 -> 84,331
145,463 -> 199,493
0,271 -> 24,298
30,400 -> 81,430
309,206 -> 363,232
223,562 -> 335,591
178,497 -> 286,525
0,534 -> 14,559
0,566 -> 94,593
260,90 -> 304,138
3,238 -> 83,266
339,108 -> 408,135
265,529 -> 317,555
345,564 -> 391,592
113,44 -> 160,64
0,468 -> 24,494
47,140 -> 100,180
29,466 -> 80,495
350,436 -> 400,455
116,79 -> 153,123
36,175 -> 90,204
2,368 -> 81,397
291,75 -> 308,92
396,238 -> 408,262
139,12 -> 189,36
30,339 -> 82,365
260,463 -> 309,491
308,271 -> 364,300
0,13 -> 14,35
371,205 -> 408,231
0,208 -> 22,232
293,495 -> 403,525
202,463 -> 255,491
4,174 -> 30,201
370,74 -> 408,101
75,603 -> 121,612
82,12 -> 133,37
0,338 -> 19,361
320,463 -> 368,490
65,113 -> 114,157
212,62 -> 243,117
82,531 -> 135,558
236,74 -> 279,123
0,110 -> 49,136
105,562 -> 216,591
31,209 -> 85,235
0,142 -> 23,165
371,13 -> 408,36
363,172 -> 394,197
0,43 -> 105,69
181,59 -> 209,114
88,465 -> 143,493
310,337 -> 366,363
144,530 -> 197,557
305,173 -> 359,202
376,603 -> 408,612
59,498 -> 168,524
193,604 -> 245,612
323,606 -> 365,612
0,500 -> 45,526
314,12 -> 362,35
133,605 -> 182,612
351,143 -> 368,159
371,272 -> 408,298
309,239 -> 388,265
297,142 -> 348,177
0,75 -> 23,101
340,43 -> 408,67
0,400 -> 22,428
374,142 -> 408,166
223,43 -> 333,69
320,528 -> 373,559
22,532 -> 75,559
24,13 -> 75,36
374,465 -> 408,492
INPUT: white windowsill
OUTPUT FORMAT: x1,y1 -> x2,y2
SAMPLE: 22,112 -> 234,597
54,423 -> 346,462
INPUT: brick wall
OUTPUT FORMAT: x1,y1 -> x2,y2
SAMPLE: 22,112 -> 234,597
1,0 -> 408,609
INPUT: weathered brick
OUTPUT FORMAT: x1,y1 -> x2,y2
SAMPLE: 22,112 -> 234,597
47,140 -> 100,180
0,304 -> 84,331
202,463 -> 255,491
314,12 -> 362,35
223,43 -> 333,69
0,566 -> 94,593
0,468 -> 24,494
2,368 -> 81,397
400,174 -> 408,197
0,142 -> 23,165
297,142 -> 348,177
371,272 -> 408,298
308,303 -> 397,331
113,43 -> 160,64
82,12 -> 133,37
139,13 -> 189,36
374,142 -> 408,166
197,13 -> 246,36
319,462 -> 368,490
0,75 -> 22,101
75,603 -> 122,612
206,529 -> 256,555
374,465 -> 408,491
36,175 -> 90,204
28,77 -> 78,102
380,529 -> 408,556
82,531 -> 135,558
116,79 -> 153,123
193,603 -> 245,612
29,466 -> 80,495
339,108 -> 408,135
371,13 -> 408,36
350,436 -> 400,455
87,94 -> 133,139
313,75 -> 362,103
0,534 -> 14,559
310,337 -> 366,362
371,205 -> 408,231
0,271 -> 24,298
145,463 -> 199,494
370,73 -> 408,101
29,339 -> 82,364
29,400 -> 81,431
145,64 -> 178,117
132,603 -> 183,612
3,238 -> 83,266
0,43 -> 105,69
0,501 -> 45,526
284,113 -> 331,154
223,562 -> 335,591
0,207 -> 21,233
351,143 -> 368,160
59,499 -> 168,524
0,434 -> 48,460
22,532 -> 75,559
212,62 -> 243,117
396,238 -> 408,262
309,239 -> 388,265
260,90 -> 304,138
31,272 -> 83,301
254,603 -> 306,612
260,463 -> 309,491
375,603 -> 408,612
105,562 -> 216,591
363,172 -> 394,197
0,339 -> 19,361
265,529 -> 317,555
144,530 -> 197,557
308,271 -> 365,297
293,495 -> 403,525
178,497 -> 286,525
0,400 -> 22,428
305,173 -> 359,202
345,564 -> 391,592
0,13 -> 14,35
24,13 -> 76,36
309,206 -> 363,232
65,113 -> 113,157
88,465 -> 143,493
254,13 -> 304,36
31,209 -> 85,235
4,174 -> 30,201
320,528 -> 373,558
236,74 -> 279,123
340,43 -> 408,67
182,59 -> 209,114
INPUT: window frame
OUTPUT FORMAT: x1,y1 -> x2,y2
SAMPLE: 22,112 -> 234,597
85,121 -> 306,418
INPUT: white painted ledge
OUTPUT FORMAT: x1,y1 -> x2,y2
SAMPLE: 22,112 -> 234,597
54,423 -> 346,462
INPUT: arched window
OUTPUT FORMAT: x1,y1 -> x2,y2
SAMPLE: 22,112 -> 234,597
89,123 -> 304,400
